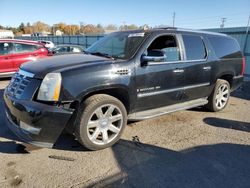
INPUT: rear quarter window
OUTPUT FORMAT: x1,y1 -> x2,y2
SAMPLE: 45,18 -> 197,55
207,35 -> 242,59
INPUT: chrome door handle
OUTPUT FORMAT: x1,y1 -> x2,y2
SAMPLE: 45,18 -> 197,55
173,69 -> 184,73
203,66 -> 211,70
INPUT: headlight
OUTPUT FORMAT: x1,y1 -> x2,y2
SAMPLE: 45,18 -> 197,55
37,73 -> 62,101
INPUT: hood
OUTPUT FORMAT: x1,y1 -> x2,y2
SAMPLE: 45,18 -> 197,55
21,54 -> 111,78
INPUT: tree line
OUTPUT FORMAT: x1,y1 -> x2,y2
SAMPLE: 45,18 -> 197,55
0,21 -> 145,35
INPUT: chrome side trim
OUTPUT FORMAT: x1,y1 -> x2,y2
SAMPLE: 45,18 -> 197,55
0,71 -> 15,76
233,75 -> 244,79
18,69 -> 34,78
138,82 -> 210,98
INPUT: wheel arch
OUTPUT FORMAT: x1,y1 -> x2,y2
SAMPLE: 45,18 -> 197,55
218,73 -> 234,87
215,71 -> 234,88
79,86 -> 131,114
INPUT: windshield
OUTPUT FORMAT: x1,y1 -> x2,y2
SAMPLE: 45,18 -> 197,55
86,32 -> 148,60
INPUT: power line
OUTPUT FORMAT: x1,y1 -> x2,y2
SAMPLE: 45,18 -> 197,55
144,11 -> 249,26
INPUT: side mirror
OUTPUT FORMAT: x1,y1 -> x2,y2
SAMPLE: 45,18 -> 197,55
141,50 -> 166,65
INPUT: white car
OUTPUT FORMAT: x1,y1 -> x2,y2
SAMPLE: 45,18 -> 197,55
38,40 -> 55,49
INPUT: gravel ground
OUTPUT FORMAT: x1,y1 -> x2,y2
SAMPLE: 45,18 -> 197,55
0,79 -> 249,188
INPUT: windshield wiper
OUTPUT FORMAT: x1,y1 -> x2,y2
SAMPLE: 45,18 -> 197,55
89,52 -> 116,60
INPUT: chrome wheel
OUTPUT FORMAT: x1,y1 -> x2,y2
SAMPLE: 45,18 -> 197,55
215,83 -> 229,109
87,104 -> 123,145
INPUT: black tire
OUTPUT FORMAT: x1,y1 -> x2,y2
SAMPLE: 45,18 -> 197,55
205,79 -> 230,112
74,94 -> 127,150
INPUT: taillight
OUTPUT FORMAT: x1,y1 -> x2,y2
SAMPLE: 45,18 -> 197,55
242,56 -> 246,76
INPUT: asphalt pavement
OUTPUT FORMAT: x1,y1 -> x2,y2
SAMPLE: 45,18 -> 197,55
0,79 -> 249,188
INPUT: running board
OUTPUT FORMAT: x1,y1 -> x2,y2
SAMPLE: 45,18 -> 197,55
128,98 -> 208,121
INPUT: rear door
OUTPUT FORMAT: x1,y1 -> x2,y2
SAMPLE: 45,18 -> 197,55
0,42 -> 15,74
181,34 -> 212,101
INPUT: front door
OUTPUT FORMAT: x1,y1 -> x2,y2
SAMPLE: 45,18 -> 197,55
134,34 -> 186,112
0,42 -> 15,74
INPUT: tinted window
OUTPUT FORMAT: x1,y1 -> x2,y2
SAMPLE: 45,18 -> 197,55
14,43 -> 38,53
56,46 -> 69,53
0,42 -> 15,55
147,35 -> 181,62
207,36 -> 241,59
183,35 -> 206,60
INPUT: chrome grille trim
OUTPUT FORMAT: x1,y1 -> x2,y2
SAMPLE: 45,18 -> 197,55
7,69 -> 34,99
18,69 -> 34,78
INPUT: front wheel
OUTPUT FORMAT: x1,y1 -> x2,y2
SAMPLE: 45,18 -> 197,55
75,94 -> 127,150
205,79 -> 230,112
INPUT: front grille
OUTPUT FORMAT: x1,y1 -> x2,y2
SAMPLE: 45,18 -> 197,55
7,70 -> 33,99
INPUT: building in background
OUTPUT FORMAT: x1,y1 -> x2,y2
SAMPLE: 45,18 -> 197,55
55,30 -> 63,36
205,27 -> 250,81
0,29 -> 14,38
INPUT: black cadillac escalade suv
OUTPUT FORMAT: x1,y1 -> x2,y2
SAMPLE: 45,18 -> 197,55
4,28 -> 245,150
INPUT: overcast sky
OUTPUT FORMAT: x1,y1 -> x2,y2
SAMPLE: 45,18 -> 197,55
0,0 -> 249,29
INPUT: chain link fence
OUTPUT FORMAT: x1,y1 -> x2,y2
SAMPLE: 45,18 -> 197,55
15,35 -> 105,49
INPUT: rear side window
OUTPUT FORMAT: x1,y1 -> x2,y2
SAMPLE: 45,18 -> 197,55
182,35 -> 206,60
14,43 -> 38,53
207,36 -> 241,59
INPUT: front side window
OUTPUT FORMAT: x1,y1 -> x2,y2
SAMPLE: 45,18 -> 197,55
0,42 -> 15,55
182,35 -> 206,61
14,43 -> 38,53
86,32 -> 148,60
147,35 -> 181,62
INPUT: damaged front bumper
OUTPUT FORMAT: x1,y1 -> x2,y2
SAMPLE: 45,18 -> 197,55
4,92 -> 74,148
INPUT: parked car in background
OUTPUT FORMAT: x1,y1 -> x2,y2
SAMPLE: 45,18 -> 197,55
37,40 -> 55,49
0,39 -> 50,77
50,44 -> 85,55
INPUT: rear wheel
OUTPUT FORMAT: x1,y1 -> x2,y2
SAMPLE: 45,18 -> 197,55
75,94 -> 127,150
206,79 -> 230,112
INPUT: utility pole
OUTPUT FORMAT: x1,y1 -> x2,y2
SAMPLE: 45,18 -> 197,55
220,18 -> 227,28
173,12 -> 176,27
79,21 -> 84,34
243,14 -> 250,62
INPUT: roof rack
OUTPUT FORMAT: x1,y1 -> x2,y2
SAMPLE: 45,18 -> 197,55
154,27 -> 177,30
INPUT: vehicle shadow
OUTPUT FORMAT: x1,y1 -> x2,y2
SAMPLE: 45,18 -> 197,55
204,117 -> 250,133
87,140 -> 250,188
231,82 -> 250,100
0,77 -> 11,81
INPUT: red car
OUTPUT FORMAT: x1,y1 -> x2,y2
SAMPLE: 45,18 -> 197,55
0,39 -> 50,77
